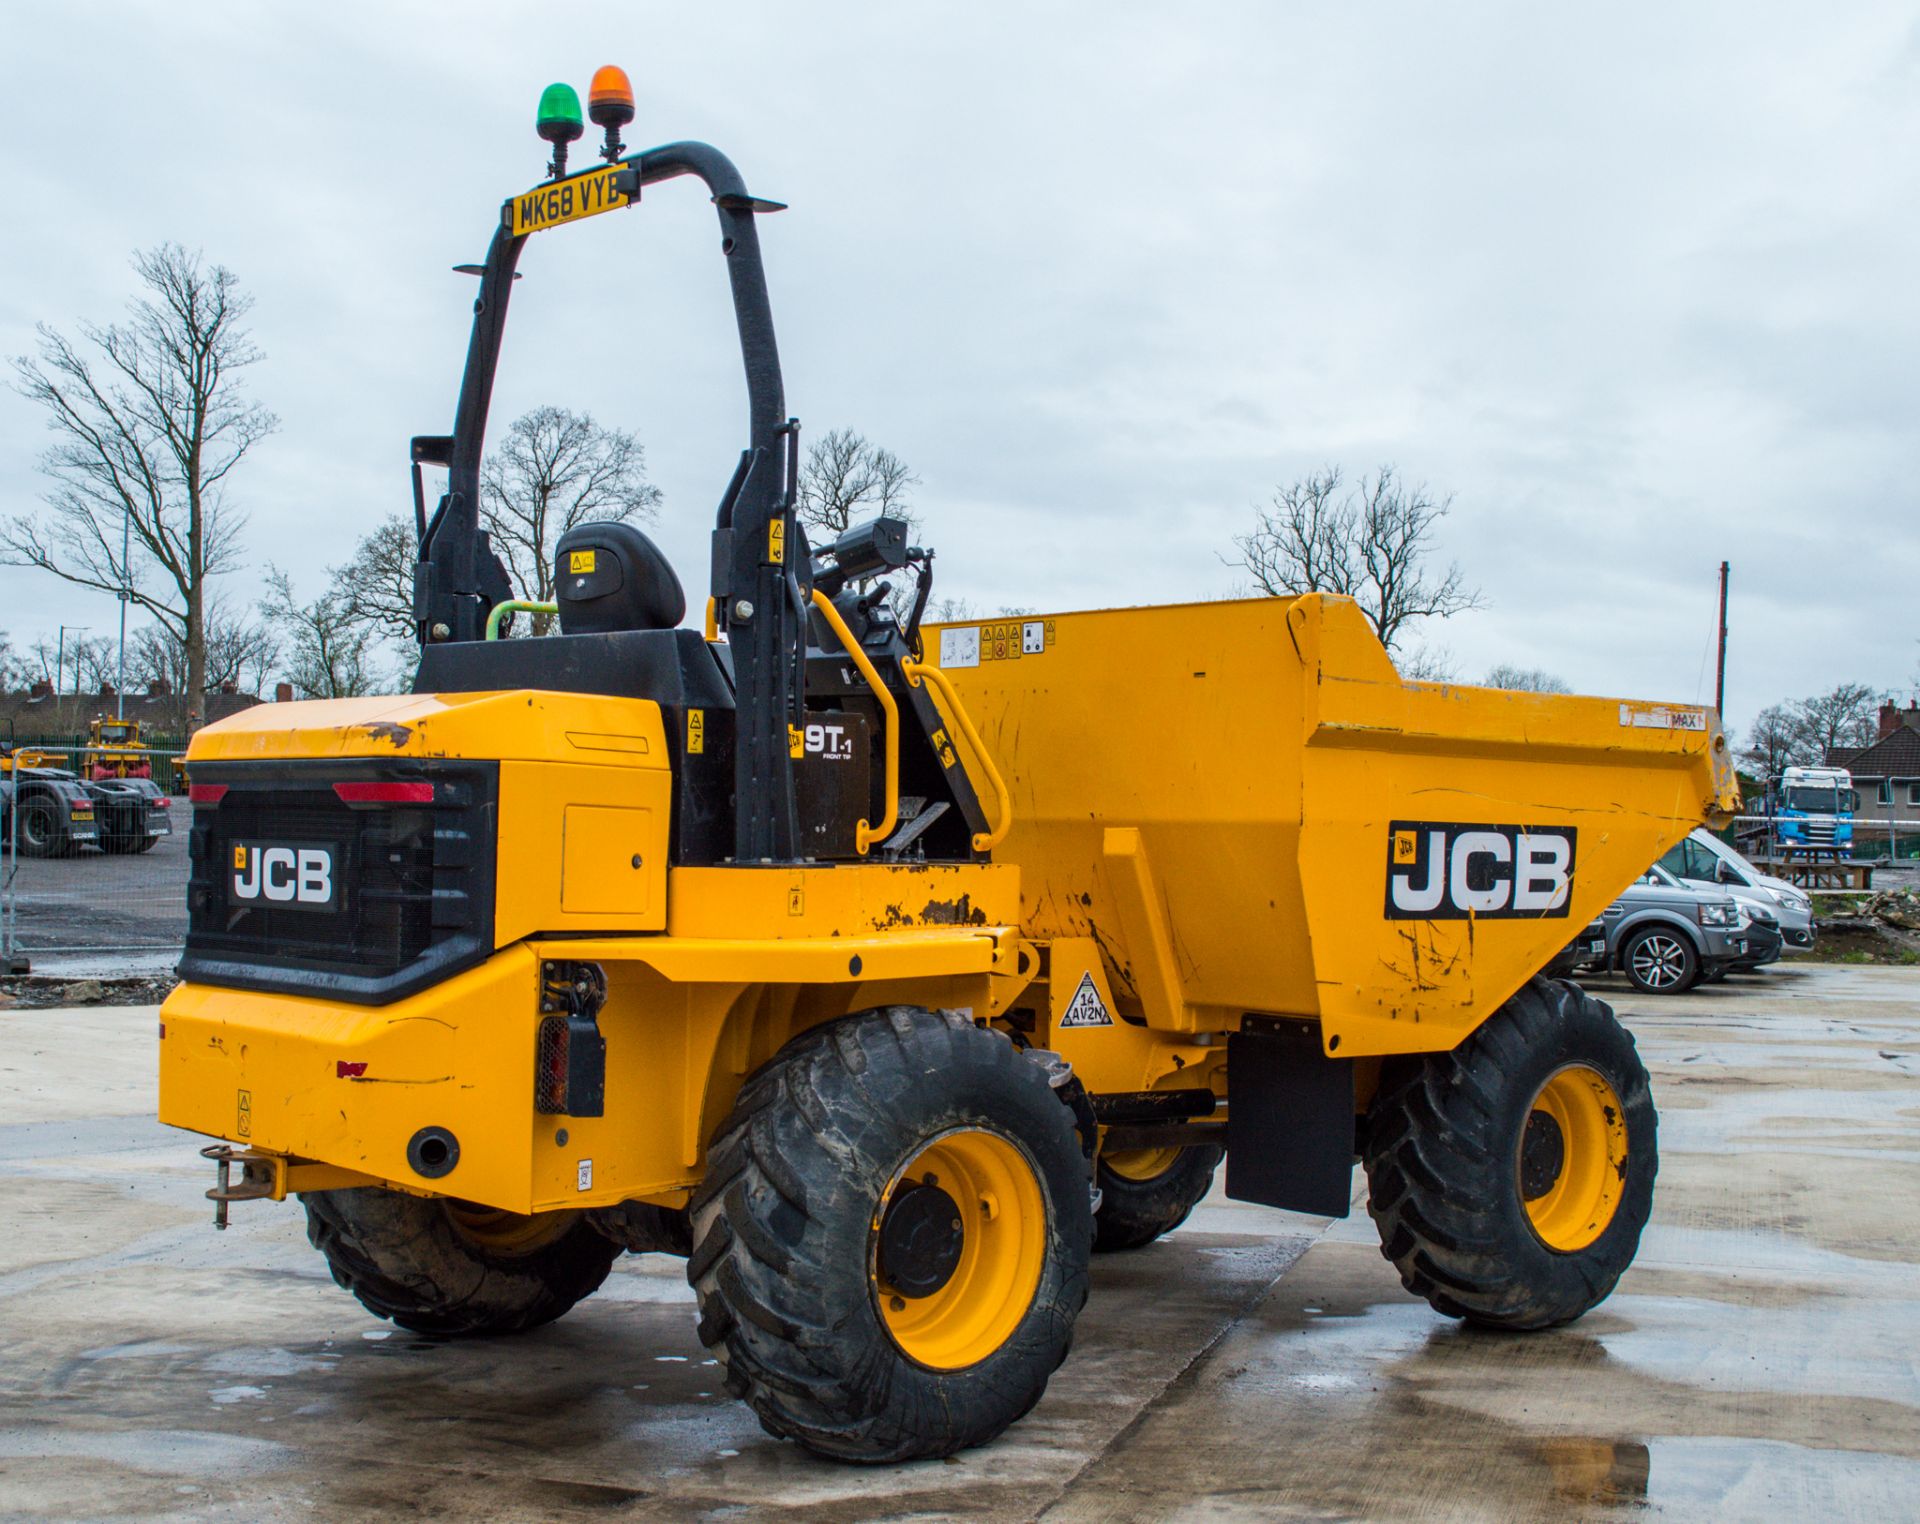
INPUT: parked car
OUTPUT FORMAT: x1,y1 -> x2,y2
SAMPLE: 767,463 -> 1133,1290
1579,864 -> 1750,995
1545,916 -> 1610,980
1657,828 -> 1815,952
1703,902 -> 1783,981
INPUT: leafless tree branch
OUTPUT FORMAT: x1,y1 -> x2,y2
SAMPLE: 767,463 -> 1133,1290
479,406 -> 661,634
6,244 -> 277,726
1231,465 -> 1484,652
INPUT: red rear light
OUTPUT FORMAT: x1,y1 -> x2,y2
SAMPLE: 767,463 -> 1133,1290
333,781 -> 434,805
154,797 -> 169,808
188,784 -> 227,804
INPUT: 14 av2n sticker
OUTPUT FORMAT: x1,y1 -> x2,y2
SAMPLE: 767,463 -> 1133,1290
1059,971 -> 1114,1028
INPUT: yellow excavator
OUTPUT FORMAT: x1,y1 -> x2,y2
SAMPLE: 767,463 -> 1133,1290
158,67 -> 1740,1463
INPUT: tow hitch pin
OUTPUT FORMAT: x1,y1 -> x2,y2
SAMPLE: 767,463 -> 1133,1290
212,1152 -> 230,1230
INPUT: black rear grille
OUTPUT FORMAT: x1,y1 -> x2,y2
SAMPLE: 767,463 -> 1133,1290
179,760 -> 497,1005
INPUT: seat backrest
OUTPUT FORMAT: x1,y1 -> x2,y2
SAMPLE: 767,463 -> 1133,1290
554,522 -> 686,634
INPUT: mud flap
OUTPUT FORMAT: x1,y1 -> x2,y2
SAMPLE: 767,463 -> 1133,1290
1225,1018 -> 1355,1217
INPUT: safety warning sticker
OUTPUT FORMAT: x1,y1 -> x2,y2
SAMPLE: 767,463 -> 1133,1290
1058,971 -> 1114,1028
939,620 -> 1055,669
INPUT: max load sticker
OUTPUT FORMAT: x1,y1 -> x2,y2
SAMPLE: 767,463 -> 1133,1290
1385,821 -> 1577,920
1058,971 -> 1115,1028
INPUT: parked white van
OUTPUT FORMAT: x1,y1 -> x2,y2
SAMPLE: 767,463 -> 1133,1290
1657,829 -> 1815,951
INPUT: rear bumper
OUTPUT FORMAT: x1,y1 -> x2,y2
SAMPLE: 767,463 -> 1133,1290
161,944 -> 568,1214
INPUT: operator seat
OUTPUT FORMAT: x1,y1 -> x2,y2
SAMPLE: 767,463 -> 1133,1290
411,519 -> 729,706
554,522 -> 685,633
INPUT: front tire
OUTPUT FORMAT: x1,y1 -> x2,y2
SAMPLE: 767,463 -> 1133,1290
1362,977 -> 1657,1330
1093,1143 -> 1222,1252
1620,924 -> 1699,995
689,1007 -> 1091,1463
302,1188 -> 622,1336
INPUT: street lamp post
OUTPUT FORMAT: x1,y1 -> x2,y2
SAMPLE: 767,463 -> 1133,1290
116,505 -> 131,721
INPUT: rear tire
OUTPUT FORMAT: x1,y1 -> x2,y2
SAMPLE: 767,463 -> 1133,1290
302,1188 -> 621,1336
689,1007 -> 1091,1463
14,800 -> 62,858
1620,924 -> 1699,995
1362,977 -> 1657,1330
1093,1143 -> 1222,1252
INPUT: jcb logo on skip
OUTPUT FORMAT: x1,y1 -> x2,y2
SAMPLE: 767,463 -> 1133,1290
1383,821 -> 1576,920
231,841 -> 338,910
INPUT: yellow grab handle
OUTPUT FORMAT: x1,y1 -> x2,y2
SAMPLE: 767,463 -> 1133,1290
703,597 -> 719,642
809,591 -> 898,854
901,657 -> 1014,853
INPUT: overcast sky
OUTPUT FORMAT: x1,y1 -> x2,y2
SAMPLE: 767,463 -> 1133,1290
3,3 -> 1915,738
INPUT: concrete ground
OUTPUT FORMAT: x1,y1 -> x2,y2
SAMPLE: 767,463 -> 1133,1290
1,963 -> 1917,1521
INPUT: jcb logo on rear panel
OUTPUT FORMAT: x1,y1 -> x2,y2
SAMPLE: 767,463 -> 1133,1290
1384,821 -> 1576,919
230,840 -> 340,912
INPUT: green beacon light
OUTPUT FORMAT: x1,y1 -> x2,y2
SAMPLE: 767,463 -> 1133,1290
536,82 -> 585,180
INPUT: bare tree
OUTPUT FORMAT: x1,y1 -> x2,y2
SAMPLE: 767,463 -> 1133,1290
70,635 -> 118,695
795,428 -> 918,540
1740,703 -> 1806,779
129,608 -> 277,697
1483,664 -> 1571,694
22,633 -> 112,694
334,514 -> 420,653
1231,466 -> 1483,652
1793,681 -> 1883,762
0,632 -> 25,692
1399,644 -> 1461,682
480,407 -> 661,634
128,622 -> 188,696
206,612 -> 279,695
6,245 -> 277,730
262,569 -> 380,699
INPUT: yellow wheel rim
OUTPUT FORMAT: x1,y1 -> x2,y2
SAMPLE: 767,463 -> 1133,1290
874,1128 -> 1046,1370
1519,1065 -> 1628,1252
444,1202 -> 578,1256
1102,1145 -> 1183,1182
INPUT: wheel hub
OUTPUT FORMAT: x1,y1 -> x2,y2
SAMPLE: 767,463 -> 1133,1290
878,1181 -> 965,1297
1519,1109 -> 1566,1200
1518,1064 -> 1630,1252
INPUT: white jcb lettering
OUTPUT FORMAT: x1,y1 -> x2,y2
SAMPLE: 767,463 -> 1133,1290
261,847 -> 298,902
1388,830 -> 1448,913
1450,831 -> 1511,913
296,849 -> 333,905
1513,832 -> 1572,911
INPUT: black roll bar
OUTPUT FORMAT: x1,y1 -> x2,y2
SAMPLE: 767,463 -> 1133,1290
413,140 -> 805,861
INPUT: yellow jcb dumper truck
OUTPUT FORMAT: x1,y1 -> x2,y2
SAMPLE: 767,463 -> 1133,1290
159,69 -> 1740,1464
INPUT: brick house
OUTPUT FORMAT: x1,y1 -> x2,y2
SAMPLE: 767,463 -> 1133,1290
1827,702 -> 1920,824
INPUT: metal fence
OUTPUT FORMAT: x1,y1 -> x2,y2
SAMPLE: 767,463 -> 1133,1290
1,748 -> 190,967
1729,813 -> 1920,868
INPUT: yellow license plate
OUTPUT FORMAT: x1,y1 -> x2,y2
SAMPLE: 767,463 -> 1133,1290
505,164 -> 631,238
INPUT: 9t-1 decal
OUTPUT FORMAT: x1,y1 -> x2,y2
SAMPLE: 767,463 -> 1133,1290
1384,821 -> 1576,920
